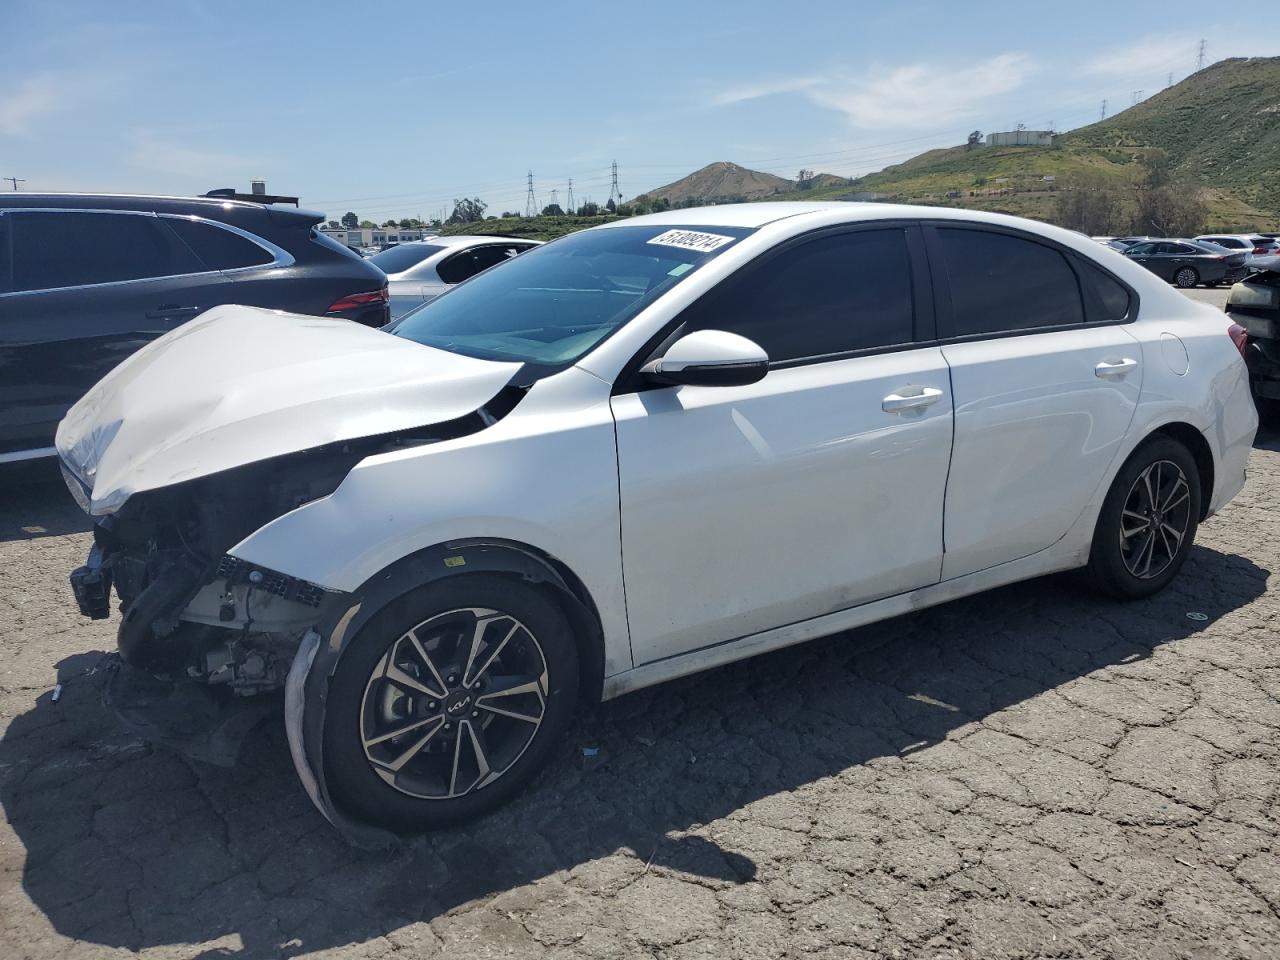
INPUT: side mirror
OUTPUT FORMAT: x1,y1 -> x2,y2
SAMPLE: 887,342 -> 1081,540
641,330 -> 769,387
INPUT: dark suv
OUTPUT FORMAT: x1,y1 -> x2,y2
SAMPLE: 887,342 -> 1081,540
0,193 -> 389,462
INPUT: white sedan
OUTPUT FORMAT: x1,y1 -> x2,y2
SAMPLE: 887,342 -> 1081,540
56,202 -> 1257,838
368,236 -> 541,320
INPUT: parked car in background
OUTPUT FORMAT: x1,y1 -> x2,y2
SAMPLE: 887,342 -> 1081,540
1226,256 -> 1280,404
0,192 -> 389,463
370,236 -> 541,319
56,202 -> 1255,836
1194,234 -> 1278,259
1122,239 -> 1249,288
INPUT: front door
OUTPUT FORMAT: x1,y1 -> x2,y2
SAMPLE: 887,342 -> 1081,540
611,225 -> 953,665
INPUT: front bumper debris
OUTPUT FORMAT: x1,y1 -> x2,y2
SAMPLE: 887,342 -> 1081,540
69,543 -> 112,620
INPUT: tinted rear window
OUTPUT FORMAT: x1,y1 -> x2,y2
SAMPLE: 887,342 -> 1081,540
166,217 -> 275,270
937,227 -> 1083,336
11,211 -> 204,292
369,243 -> 446,274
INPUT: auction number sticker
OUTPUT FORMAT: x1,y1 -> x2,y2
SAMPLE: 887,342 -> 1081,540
647,229 -> 736,253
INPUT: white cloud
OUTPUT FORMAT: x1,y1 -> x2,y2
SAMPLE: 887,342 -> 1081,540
813,53 -> 1035,130
710,76 -> 822,107
0,73 -> 76,136
710,53 -> 1035,130
128,134 -> 262,180
1083,34 -> 1196,76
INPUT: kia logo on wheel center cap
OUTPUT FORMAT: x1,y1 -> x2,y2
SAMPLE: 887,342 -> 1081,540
445,692 -> 473,716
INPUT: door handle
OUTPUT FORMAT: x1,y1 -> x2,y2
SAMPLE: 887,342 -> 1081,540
882,386 -> 944,413
1095,357 -> 1138,378
145,304 -> 201,319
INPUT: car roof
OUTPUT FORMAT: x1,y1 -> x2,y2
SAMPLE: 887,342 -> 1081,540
602,201 -> 1111,234
405,235 -> 542,249
0,192 -> 324,227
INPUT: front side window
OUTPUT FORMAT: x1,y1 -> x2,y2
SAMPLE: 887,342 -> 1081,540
391,224 -> 751,365
166,217 -> 275,270
937,227 -> 1083,336
10,211 -> 203,292
679,228 -> 915,362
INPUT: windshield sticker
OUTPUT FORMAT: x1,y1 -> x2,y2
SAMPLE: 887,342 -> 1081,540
647,229 -> 736,253
667,262 -> 694,277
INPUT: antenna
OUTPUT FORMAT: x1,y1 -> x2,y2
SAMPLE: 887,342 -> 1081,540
3,176 -> 24,191
566,178 -> 575,214
524,171 -> 537,218
608,161 -> 622,207
1100,99 -> 1107,121
1197,39 -> 1207,71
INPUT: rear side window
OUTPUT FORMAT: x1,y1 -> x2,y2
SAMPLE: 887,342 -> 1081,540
682,228 -> 915,362
10,211 -> 204,292
1076,258 -> 1132,322
437,250 -> 480,284
937,227 -> 1083,336
165,217 -> 274,270
368,243 -> 446,274
469,245 -> 521,273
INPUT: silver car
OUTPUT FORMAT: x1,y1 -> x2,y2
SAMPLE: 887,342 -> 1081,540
369,236 -> 541,319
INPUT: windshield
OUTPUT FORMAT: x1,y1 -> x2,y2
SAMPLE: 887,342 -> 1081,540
369,243 -> 446,274
389,224 -> 752,365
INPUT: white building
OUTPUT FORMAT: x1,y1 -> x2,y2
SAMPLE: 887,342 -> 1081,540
318,225 -> 436,249
985,130 -> 1055,147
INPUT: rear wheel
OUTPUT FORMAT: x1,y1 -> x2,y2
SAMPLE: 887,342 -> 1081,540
1174,267 -> 1199,289
1086,437 -> 1200,599
323,575 -> 579,831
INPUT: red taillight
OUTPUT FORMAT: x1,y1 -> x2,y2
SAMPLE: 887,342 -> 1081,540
1228,322 -> 1248,358
327,286 -> 389,313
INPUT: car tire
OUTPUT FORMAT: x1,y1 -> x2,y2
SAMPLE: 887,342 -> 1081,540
1086,436 -> 1201,600
1174,267 -> 1199,289
322,574 -> 580,831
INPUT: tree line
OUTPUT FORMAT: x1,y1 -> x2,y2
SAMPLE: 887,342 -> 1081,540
1053,154 -> 1210,237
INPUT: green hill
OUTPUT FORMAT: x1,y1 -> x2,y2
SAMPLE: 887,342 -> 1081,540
1062,56 -> 1280,216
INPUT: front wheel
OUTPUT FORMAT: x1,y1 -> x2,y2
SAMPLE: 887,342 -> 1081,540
322,575 -> 579,831
1086,436 -> 1201,599
1174,267 -> 1199,289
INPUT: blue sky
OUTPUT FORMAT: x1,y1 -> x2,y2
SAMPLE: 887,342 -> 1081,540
2,0 -> 1275,223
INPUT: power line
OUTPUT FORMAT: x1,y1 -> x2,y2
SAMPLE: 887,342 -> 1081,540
608,161 -> 622,207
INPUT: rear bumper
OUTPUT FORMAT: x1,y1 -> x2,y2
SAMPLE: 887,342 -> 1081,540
327,303 -> 390,327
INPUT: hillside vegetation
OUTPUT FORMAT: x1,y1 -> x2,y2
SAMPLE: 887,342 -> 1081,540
622,58 -> 1279,231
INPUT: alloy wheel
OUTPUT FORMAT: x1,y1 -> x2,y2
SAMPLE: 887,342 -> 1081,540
359,607 -> 549,799
1175,268 -> 1197,288
1119,460 -> 1193,579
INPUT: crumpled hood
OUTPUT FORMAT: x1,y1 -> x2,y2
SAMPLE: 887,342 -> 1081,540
56,304 -> 521,514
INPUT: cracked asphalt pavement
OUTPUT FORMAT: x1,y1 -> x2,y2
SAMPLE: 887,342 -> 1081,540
3,367 -> 1279,955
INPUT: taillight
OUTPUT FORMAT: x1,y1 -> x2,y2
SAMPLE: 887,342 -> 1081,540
327,286 -> 389,313
1227,322 -> 1248,358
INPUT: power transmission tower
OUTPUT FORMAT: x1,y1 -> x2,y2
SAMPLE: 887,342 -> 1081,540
1197,39 -> 1206,71
1167,72 -> 1173,88
1131,90 -> 1142,106
608,161 -> 622,207
549,188 -> 559,212
566,178 -> 575,214
525,171 -> 537,218
4,177 -> 24,190
1100,99 -> 1107,121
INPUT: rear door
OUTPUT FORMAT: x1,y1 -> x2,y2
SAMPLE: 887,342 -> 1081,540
926,223 -> 1142,580
613,224 -> 954,664
0,209 -> 229,454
